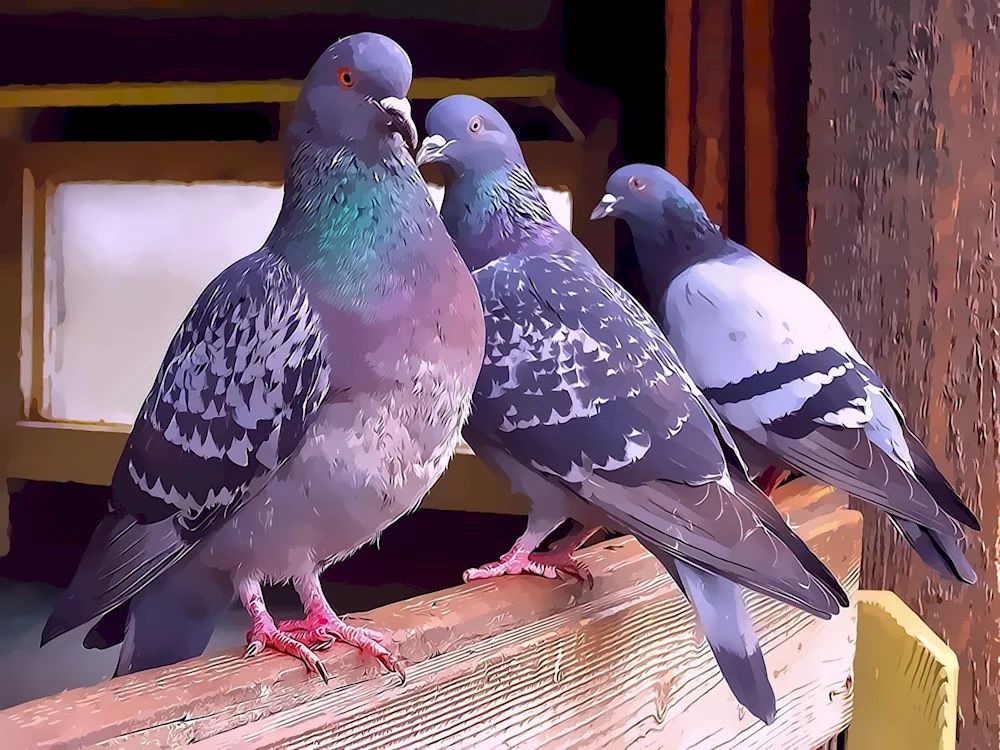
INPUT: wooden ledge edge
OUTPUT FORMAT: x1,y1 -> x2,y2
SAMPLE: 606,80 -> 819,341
0,479 -> 855,749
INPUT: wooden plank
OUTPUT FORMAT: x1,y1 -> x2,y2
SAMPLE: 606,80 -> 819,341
0,479 -> 858,749
847,590 -> 958,750
691,0 -> 731,231
665,0 -> 693,183
0,76 -> 557,109
808,1 -> 997,748
742,0 -> 779,265
0,141 -> 20,557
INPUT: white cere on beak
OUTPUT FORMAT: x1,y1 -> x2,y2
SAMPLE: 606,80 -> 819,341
415,134 -> 453,167
379,96 -> 418,152
590,193 -> 622,221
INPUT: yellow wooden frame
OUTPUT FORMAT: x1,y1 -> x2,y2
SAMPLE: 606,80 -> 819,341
848,590 -> 959,750
0,76 -> 585,142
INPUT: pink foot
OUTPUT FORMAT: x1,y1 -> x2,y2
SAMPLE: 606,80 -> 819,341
463,547 -> 594,589
244,621 -> 332,683
275,612 -> 403,678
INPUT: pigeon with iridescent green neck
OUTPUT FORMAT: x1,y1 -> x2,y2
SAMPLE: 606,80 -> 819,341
41,34 -> 485,682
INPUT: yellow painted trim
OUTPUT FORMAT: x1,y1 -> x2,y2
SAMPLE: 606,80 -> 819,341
0,76 -> 557,109
849,590 -> 959,750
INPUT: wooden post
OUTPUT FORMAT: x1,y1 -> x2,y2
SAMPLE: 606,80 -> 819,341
665,0 -> 693,185
809,1 -> 999,747
741,0 -> 778,265
691,0 -> 730,231
0,109 -> 23,558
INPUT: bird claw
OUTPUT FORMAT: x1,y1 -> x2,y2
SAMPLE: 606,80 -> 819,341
463,549 -> 594,589
267,613 -> 403,679
243,625 -> 330,682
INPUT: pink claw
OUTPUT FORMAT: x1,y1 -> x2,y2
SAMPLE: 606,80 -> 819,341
464,548 -> 594,589
276,611 -> 403,678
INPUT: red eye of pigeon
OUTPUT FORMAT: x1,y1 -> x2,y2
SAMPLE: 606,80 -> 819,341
629,176 -> 645,192
337,67 -> 355,88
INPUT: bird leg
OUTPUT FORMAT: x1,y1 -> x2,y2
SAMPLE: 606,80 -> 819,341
240,579 -> 331,682
755,466 -> 792,498
526,524 -> 601,589
277,574 -> 404,678
463,519 -> 599,589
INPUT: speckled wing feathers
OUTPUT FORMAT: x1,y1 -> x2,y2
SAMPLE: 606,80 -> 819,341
115,251 -> 331,540
473,247 -> 726,488
468,245 -> 844,615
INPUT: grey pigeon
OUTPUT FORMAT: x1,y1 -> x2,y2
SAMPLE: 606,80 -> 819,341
41,33 -> 485,681
593,163 -> 980,585
417,95 -> 849,724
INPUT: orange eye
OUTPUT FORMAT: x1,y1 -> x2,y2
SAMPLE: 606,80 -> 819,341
337,67 -> 355,88
628,176 -> 645,191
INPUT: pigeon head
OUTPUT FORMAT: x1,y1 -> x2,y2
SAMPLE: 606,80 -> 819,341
590,164 -> 712,233
416,95 -> 526,177
287,33 -> 418,155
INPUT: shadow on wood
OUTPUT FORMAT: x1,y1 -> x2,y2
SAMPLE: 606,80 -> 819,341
0,478 -> 860,749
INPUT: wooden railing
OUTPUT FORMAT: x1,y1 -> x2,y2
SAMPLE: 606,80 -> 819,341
0,479 -> 861,749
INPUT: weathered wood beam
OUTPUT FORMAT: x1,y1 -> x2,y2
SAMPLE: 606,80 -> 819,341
0,479 -> 859,749
664,0 -> 693,184
742,0 -> 778,265
808,1 -> 997,747
691,0 -> 731,232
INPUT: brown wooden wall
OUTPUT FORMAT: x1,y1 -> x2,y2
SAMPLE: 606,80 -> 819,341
665,0 -> 810,277
808,2 -> 999,748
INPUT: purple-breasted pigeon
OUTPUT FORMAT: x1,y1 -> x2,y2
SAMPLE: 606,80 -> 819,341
593,163 -> 980,585
41,33 -> 485,682
417,95 -> 849,724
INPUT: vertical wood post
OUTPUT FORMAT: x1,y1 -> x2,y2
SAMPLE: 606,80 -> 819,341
665,0 -> 693,185
809,1 -> 1000,746
691,0 -> 731,233
742,0 -> 778,265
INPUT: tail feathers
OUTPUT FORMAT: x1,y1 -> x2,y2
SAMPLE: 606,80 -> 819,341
903,432 -> 981,532
589,476 -> 844,620
114,561 -> 234,677
41,511 -> 187,648
892,517 -> 978,585
730,473 -> 850,609
666,556 -> 777,724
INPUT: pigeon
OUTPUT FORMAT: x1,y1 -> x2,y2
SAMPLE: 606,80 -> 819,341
417,95 -> 849,724
40,33 -> 485,682
592,163 -> 981,585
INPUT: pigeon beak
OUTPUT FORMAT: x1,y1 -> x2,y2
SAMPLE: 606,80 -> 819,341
379,96 -> 419,154
415,134 -> 453,167
590,193 -> 622,221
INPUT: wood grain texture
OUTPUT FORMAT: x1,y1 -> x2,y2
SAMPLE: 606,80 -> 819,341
742,0 -> 778,265
0,479 -> 858,750
692,0 -> 731,230
808,2 -> 999,748
0,130 -> 22,557
848,590 -> 958,750
665,0 -> 693,184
